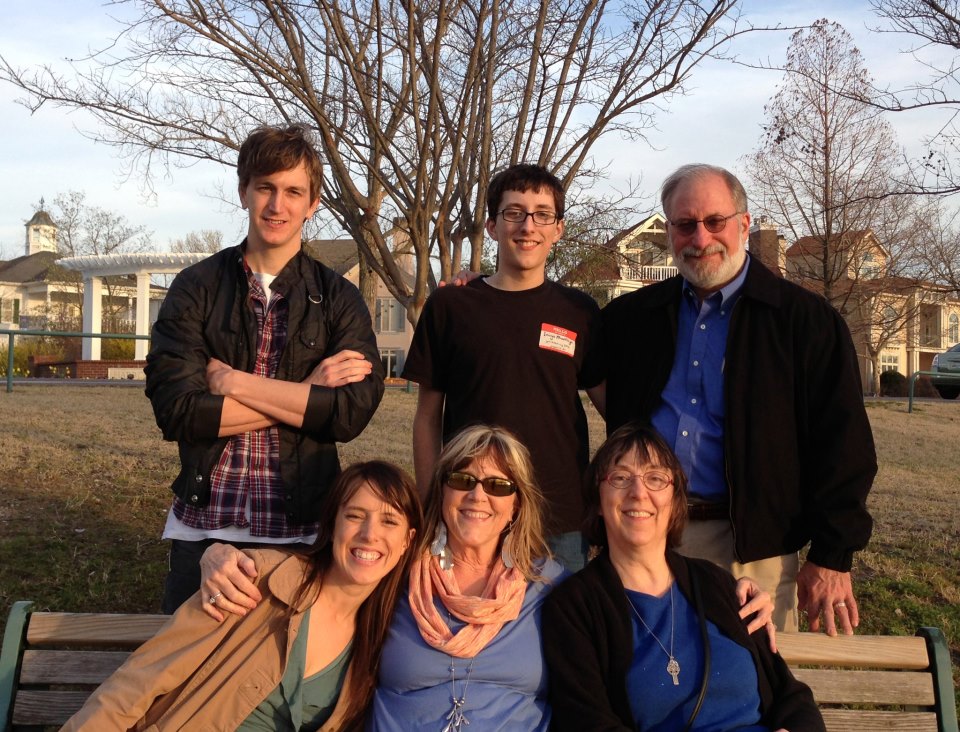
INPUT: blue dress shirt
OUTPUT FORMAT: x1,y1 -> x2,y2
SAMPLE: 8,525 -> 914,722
651,258 -> 750,500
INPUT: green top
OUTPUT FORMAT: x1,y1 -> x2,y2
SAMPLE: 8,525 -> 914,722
238,607 -> 353,731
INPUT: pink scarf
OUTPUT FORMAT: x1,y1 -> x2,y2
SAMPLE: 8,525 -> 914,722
408,550 -> 528,658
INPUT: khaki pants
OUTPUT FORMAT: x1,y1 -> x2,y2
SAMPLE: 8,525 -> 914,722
676,519 -> 800,632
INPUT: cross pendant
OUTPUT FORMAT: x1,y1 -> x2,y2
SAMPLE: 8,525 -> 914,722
667,657 -> 680,686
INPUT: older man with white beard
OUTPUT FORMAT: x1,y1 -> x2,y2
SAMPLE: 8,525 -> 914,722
600,164 -> 876,635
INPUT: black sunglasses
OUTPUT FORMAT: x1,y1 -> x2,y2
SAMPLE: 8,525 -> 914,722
445,471 -> 517,497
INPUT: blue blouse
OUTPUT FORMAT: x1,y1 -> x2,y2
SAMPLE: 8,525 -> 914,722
625,582 -> 768,731
367,559 -> 567,731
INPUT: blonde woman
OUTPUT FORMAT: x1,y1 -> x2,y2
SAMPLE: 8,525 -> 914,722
368,424 -> 563,731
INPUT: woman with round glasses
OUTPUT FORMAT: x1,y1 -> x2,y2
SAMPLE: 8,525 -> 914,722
368,423 -> 564,731
543,423 -> 824,731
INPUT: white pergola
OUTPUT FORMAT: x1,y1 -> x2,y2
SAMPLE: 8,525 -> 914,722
59,252 -> 208,360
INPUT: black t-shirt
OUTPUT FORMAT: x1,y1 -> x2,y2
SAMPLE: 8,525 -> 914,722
402,278 -> 605,533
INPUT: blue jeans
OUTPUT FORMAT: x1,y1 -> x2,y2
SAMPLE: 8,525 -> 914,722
548,531 -> 588,573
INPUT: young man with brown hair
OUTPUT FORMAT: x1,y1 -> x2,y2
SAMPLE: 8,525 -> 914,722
146,124 -> 384,612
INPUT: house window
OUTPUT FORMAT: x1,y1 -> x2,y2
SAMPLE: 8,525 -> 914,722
381,349 -> 404,379
880,353 -> 900,373
0,297 -> 19,324
950,313 -> 959,343
375,298 -> 405,333
860,251 -> 881,278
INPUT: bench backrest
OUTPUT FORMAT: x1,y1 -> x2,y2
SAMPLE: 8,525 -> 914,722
778,629 -> 958,732
1,602 -> 168,730
2,602 -> 958,731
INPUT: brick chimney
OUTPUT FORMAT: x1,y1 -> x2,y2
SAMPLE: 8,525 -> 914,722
748,217 -> 785,276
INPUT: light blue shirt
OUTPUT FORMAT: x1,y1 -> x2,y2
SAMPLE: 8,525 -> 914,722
368,559 -> 567,732
651,257 -> 750,499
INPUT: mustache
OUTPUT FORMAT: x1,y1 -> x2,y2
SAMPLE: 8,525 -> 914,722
679,244 -> 726,259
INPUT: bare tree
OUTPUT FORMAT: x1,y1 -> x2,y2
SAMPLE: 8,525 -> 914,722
170,229 -> 223,254
911,199 -> 960,293
743,20 -> 909,306
742,20 -> 940,393
865,1 -> 960,193
44,191 -> 153,331
0,0 -> 743,323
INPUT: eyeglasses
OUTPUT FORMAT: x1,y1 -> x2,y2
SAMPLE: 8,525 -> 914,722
445,471 -> 518,497
668,212 -> 743,236
498,208 -> 560,226
602,469 -> 673,492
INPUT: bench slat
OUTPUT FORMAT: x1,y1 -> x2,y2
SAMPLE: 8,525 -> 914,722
20,649 -> 131,685
12,689 -> 89,727
25,612 -> 168,647
792,667 -> 935,705
819,708 -> 939,731
778,632 -> 930,669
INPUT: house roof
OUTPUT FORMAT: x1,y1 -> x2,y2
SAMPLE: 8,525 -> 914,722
304,238 -> 415,289
26,209 -> 56,228
0,250 -> 167,290
785,230 -> 886,259
0,251 -> 72,284
303,239 -> 358,275
561,213 -> 667,284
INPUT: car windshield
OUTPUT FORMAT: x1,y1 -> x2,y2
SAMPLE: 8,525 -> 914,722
950,344 -> 960,353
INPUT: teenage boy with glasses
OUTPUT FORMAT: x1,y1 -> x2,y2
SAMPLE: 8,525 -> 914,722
401,163 -> 605,571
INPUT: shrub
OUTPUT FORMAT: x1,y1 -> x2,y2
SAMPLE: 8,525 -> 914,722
0,339 -> 67,377
880,370 -> 907,397
102,338 -> 136,360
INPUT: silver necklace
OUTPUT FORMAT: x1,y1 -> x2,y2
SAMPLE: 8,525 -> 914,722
625,583 -> 680,686
443,655 -> 476,732
442,611 -> 476,732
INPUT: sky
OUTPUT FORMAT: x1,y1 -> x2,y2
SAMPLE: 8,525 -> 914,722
0,0 -> 954,261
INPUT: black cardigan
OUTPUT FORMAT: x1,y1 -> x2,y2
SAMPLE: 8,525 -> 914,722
542,551 -> 825,731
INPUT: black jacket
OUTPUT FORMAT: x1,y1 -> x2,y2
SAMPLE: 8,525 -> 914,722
542,550 -> 825,732
145,243 -> 384,524
601,258 -> 876,571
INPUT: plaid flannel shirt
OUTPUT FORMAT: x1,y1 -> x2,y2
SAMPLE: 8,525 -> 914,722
173,261 -> 319,538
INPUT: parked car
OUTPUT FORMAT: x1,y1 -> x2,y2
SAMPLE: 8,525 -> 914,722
932,343 -> 960,399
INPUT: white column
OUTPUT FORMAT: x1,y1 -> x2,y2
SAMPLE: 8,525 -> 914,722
135,272 -> 151,360
82,275 -> 102,361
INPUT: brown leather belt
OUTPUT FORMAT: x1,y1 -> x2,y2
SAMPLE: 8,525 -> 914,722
686,501 -> 729,521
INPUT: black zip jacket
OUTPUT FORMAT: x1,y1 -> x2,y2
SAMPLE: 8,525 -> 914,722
542,550 -> 825,731
145,243 -> 384,525
601,257 -> 875,570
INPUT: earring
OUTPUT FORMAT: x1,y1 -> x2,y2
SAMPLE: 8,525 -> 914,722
501,522 -> 515,569
500,533 -> 514,569
431,523 -> 454,571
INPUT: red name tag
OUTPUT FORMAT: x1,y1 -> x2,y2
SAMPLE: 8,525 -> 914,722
539,323 -> 577,356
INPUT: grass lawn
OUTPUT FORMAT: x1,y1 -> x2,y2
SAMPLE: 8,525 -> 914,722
1,386 -> 957,709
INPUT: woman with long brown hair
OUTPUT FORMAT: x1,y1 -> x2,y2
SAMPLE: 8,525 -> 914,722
62,460 -> 423,732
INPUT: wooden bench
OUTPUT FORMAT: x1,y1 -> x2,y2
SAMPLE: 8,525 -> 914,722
1,600 -> 957,730
777,629 -> 958,731
0,601 -> 168,730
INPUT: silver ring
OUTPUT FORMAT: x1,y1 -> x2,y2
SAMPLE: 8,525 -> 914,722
835,601 -> 846,608
208,592 -> 223,604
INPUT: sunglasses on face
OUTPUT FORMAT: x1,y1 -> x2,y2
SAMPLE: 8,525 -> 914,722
668,211 -> 743,236
445,471 -> 518,497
